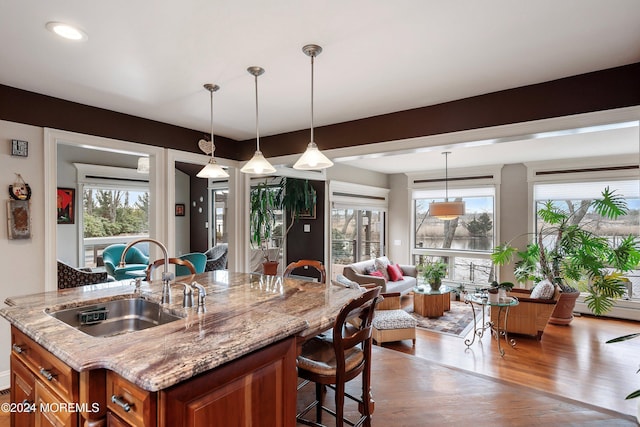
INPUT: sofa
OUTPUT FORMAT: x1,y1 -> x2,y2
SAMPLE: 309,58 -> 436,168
343,257 -> 417,295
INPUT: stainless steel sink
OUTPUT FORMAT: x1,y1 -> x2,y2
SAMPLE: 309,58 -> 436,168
46,298 -> 182,338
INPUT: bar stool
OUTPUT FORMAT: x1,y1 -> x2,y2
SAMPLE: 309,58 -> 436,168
296,287 -> 381,427
283,259 -> 327,283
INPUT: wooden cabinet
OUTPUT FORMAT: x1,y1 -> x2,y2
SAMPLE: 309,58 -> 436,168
10,327 -> 79,427
10,326 -> 298,427
159,337 -> 297,427
10,355 -> 35,427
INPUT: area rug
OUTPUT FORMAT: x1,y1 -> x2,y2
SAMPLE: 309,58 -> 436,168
408,300 -> 485,338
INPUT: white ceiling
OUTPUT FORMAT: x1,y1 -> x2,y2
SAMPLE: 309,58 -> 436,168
1,0 -> 639,173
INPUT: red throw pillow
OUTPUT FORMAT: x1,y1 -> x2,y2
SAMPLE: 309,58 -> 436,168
387,263 -> 404,282
369,270 -> 387,282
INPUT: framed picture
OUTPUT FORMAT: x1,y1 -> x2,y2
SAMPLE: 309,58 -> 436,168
7,200 -> 31,239
299,205 -> 316,219
57,187 -> 75,224
175,203 -> 185,216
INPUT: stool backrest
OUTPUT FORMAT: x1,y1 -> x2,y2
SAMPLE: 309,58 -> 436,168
146,258 -> 196,281
283,260 -> 326,283
332,287 -> 381,372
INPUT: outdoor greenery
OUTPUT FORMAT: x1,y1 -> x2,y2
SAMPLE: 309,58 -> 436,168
83,189 -> 149,237
492,187 -> 640,315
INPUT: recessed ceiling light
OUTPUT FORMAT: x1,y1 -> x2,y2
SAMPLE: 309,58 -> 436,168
45,22 -> 88,41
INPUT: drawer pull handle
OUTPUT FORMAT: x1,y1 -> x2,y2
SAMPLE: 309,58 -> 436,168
21,399 -> 34,412
12,344 -> 24,354
111,395 -> 132,412
39,368 -> 55,381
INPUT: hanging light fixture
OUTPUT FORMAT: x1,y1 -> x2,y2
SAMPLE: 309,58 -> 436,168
197,84 -> 229,179
241,67 -> 276,175
293,44 -> 333,170
429,152 -> 465,220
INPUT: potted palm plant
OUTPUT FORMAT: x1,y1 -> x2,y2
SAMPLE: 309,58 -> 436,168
492,187 -> 640,322
250,177 -> 317,275
250,180 -> 280,274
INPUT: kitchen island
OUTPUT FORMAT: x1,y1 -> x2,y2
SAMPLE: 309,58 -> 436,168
1,270 -> 361,426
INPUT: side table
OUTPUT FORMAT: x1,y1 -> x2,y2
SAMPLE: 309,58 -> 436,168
464,294 -> 519,357
413,285 -> 451,318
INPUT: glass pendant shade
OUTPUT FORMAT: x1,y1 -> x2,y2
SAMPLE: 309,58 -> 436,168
136,157 -> 149,174
197,158 -> 229,178
241,66 -> 276,175
197,83 -> 229,179
429,152 -> 465,220
241,150 -> 276,174
293,44 -> 333,170
293,142 -> 333,170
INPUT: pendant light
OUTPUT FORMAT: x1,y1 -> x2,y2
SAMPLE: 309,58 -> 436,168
197,84 -> 229,179
241,67 -> 276,175
293,44 -> 333,170
429,152 -> 465,220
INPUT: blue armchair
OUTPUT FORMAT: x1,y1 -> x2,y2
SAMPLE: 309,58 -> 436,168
177,253 -> 207,276
102,244 -> 149,280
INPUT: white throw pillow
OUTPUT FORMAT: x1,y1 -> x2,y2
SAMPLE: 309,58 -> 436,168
335,274 -> 362,290
530,279 -> 555,299
374,257 -> 391,281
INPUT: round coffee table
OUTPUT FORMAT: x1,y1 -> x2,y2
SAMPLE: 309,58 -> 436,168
413,285 -> 452,318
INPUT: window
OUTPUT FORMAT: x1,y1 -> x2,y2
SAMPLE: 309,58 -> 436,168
75,163 -> 150,267
412,186 -> 496,286
534,179 -> 640,299
210,187 -> 229,246
330,182 -> 389,272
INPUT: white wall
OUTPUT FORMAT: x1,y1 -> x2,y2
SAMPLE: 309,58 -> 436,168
326,163 -> 388,188
0,120 -> 46,388
496,163 -> 529,285
174,169 -> 190,256
388,173 -> 411,265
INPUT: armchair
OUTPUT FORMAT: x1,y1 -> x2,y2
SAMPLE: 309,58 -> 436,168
204,243 -> 228,271
57,260 -> 108,289
490,285 -> 561,340
102,244 -> 149,281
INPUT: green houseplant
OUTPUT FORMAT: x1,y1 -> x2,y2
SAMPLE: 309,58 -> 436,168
421,260 -> 448,291
492,187 -> 640,319
249,177 -> 316,274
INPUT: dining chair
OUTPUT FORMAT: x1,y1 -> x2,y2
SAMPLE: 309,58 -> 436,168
296,286 -> 381,427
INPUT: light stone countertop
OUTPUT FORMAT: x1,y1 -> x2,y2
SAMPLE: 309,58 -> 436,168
0,270 -> 360,392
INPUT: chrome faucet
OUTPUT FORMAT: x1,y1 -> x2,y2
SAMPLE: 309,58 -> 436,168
191,281 -> 207,314
120,238 -> 174,304
174,281 -> 206,313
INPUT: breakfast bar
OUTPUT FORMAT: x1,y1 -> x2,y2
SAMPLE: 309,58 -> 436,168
0,271 -> 361,426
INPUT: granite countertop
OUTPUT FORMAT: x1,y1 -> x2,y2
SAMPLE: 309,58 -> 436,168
0,270 -> 360,392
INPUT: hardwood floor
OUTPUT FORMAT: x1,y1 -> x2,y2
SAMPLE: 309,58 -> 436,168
2,298 -> 639,426
298,296 -> 640,426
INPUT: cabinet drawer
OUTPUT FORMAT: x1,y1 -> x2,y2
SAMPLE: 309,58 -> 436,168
11,327 -> 78,404
106,372 -> 156,427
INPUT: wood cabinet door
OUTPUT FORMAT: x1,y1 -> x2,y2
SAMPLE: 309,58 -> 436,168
34,381 -> 76,427
11,355 -> 36,427
159,337 -> 297,427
